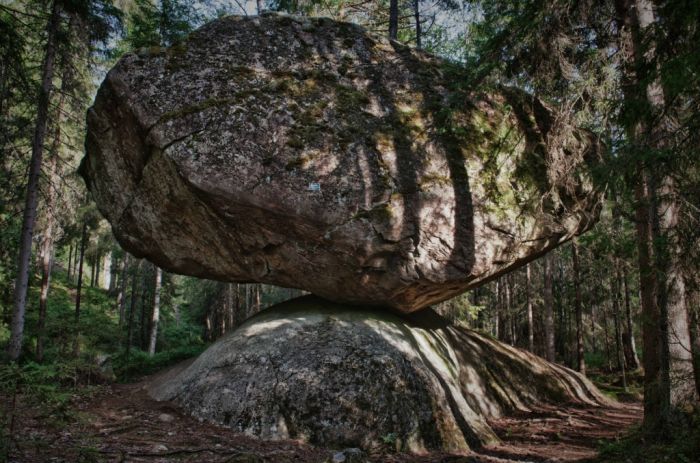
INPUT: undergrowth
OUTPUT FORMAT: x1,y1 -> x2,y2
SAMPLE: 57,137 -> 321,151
593,414 -> 700,463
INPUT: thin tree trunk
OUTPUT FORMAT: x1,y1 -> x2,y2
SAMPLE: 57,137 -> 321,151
103,251 -> 112,290
89,254 -> 96,287
255,284 -> 261,312
388,0 -> 399,39
148,267 -> 162,356
71,241 -> 78,280
623,266 -> 640,369
543,254 -> 556,362
227,283 -> 234,331
36,132 -> 60,362
117,255 -> 129,326
412,0 -> 421,48
572,240 -> 585,375
525,264 -> 534,352
95,253 -> 101,288
7,0 -> 61,361
139,268 -> 149,350
67,242 -> 73,283
73,221 -> 88,357
686,280 -> 700,399
126,260 -> 141,363
495,279 -> 502,341
601,301 -> 613,372
613,267 -> 628,390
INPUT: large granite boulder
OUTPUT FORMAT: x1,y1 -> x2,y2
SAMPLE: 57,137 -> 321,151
149,296 -> 610,452
82,13 -> 602,312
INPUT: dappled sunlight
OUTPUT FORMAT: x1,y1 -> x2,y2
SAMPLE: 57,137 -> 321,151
150,296 -> 613,453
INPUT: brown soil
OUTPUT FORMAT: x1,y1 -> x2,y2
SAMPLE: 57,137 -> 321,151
2,371 -> 641,463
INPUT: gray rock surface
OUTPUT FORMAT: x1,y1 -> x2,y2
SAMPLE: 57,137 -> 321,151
149,296 -> 610,452
82,13 -> 603,312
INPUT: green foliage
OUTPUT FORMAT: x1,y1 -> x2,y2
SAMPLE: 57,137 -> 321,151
595,416 -> 700,463
22,269 -> 121,361
121,0 -> 201,51
112,344 -> 205,381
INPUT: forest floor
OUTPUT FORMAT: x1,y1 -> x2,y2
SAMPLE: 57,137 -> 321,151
2,365 -> 643,463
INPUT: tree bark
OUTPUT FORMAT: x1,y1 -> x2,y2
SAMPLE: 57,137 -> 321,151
686,279 -> 700,399
495,279 -> 502,341
622,266 -> 640,369
126,260 -> 141,362
525,264 -> 534,352
613,267 -> 628,389
572,240 -> 585,375
388,0 -> 399,40
412,0 -> 421,48
67,242 -> 73,283
148,267 -> 162,356
543,253 -> 556,362
139,268 -> 149,350
117,254 -> 129,326
94,252 -> 101,288
36,118 -> 62,362
625,0 -> 698,427
73,221 -> 88,357
102,251 -> 112,290
7,0 -> 61,361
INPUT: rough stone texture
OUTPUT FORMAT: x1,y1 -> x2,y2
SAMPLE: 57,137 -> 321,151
149,296 -> 610,452
82,13 -> 603,312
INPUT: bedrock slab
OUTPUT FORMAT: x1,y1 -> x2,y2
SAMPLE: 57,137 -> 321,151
149,296 -> 610,452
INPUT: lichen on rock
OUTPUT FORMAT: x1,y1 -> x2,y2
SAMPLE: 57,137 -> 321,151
148,295 -> 611,452
81,12 -> 603,312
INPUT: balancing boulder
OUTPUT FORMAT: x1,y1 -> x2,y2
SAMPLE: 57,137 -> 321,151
82,13 -> 603,311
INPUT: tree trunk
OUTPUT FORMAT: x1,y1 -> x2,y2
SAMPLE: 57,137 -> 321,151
148,267 -> 162,356
36,123 -> 62,362
139,268 -> 149,350
89,254 -> 96,287
73,221 -> 88,357
686,279 -> 700,399
227,283 -> 234,331
495,279 -> 502,341
572,240 -> 585,375
7,0 -> 61,361
255,284 -> 261,312
626,0 -> 697,428
388,0 -> 399,40
543,254 -> 556,362
622,267 -> 640,369
601,299 -> 613,372
126,260 -> 141,362
117,255 -> 129,326
613,267 -> 628,389
413,0 -> 421,48
67,242 -> 73,283
95,253 -> 102,288
103,251 -> 112,290
525,264 -> 534,352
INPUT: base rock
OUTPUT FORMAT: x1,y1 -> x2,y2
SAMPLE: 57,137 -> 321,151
149,296 -> 610,452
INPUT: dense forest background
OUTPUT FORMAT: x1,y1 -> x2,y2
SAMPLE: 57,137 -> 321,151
0,0 -> 699,460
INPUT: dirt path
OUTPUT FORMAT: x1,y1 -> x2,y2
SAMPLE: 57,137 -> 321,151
4,378 -> 641,463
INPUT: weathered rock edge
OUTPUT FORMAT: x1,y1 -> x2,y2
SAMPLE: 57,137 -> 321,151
82,13 -> 603,312
149,296 -> 611,452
